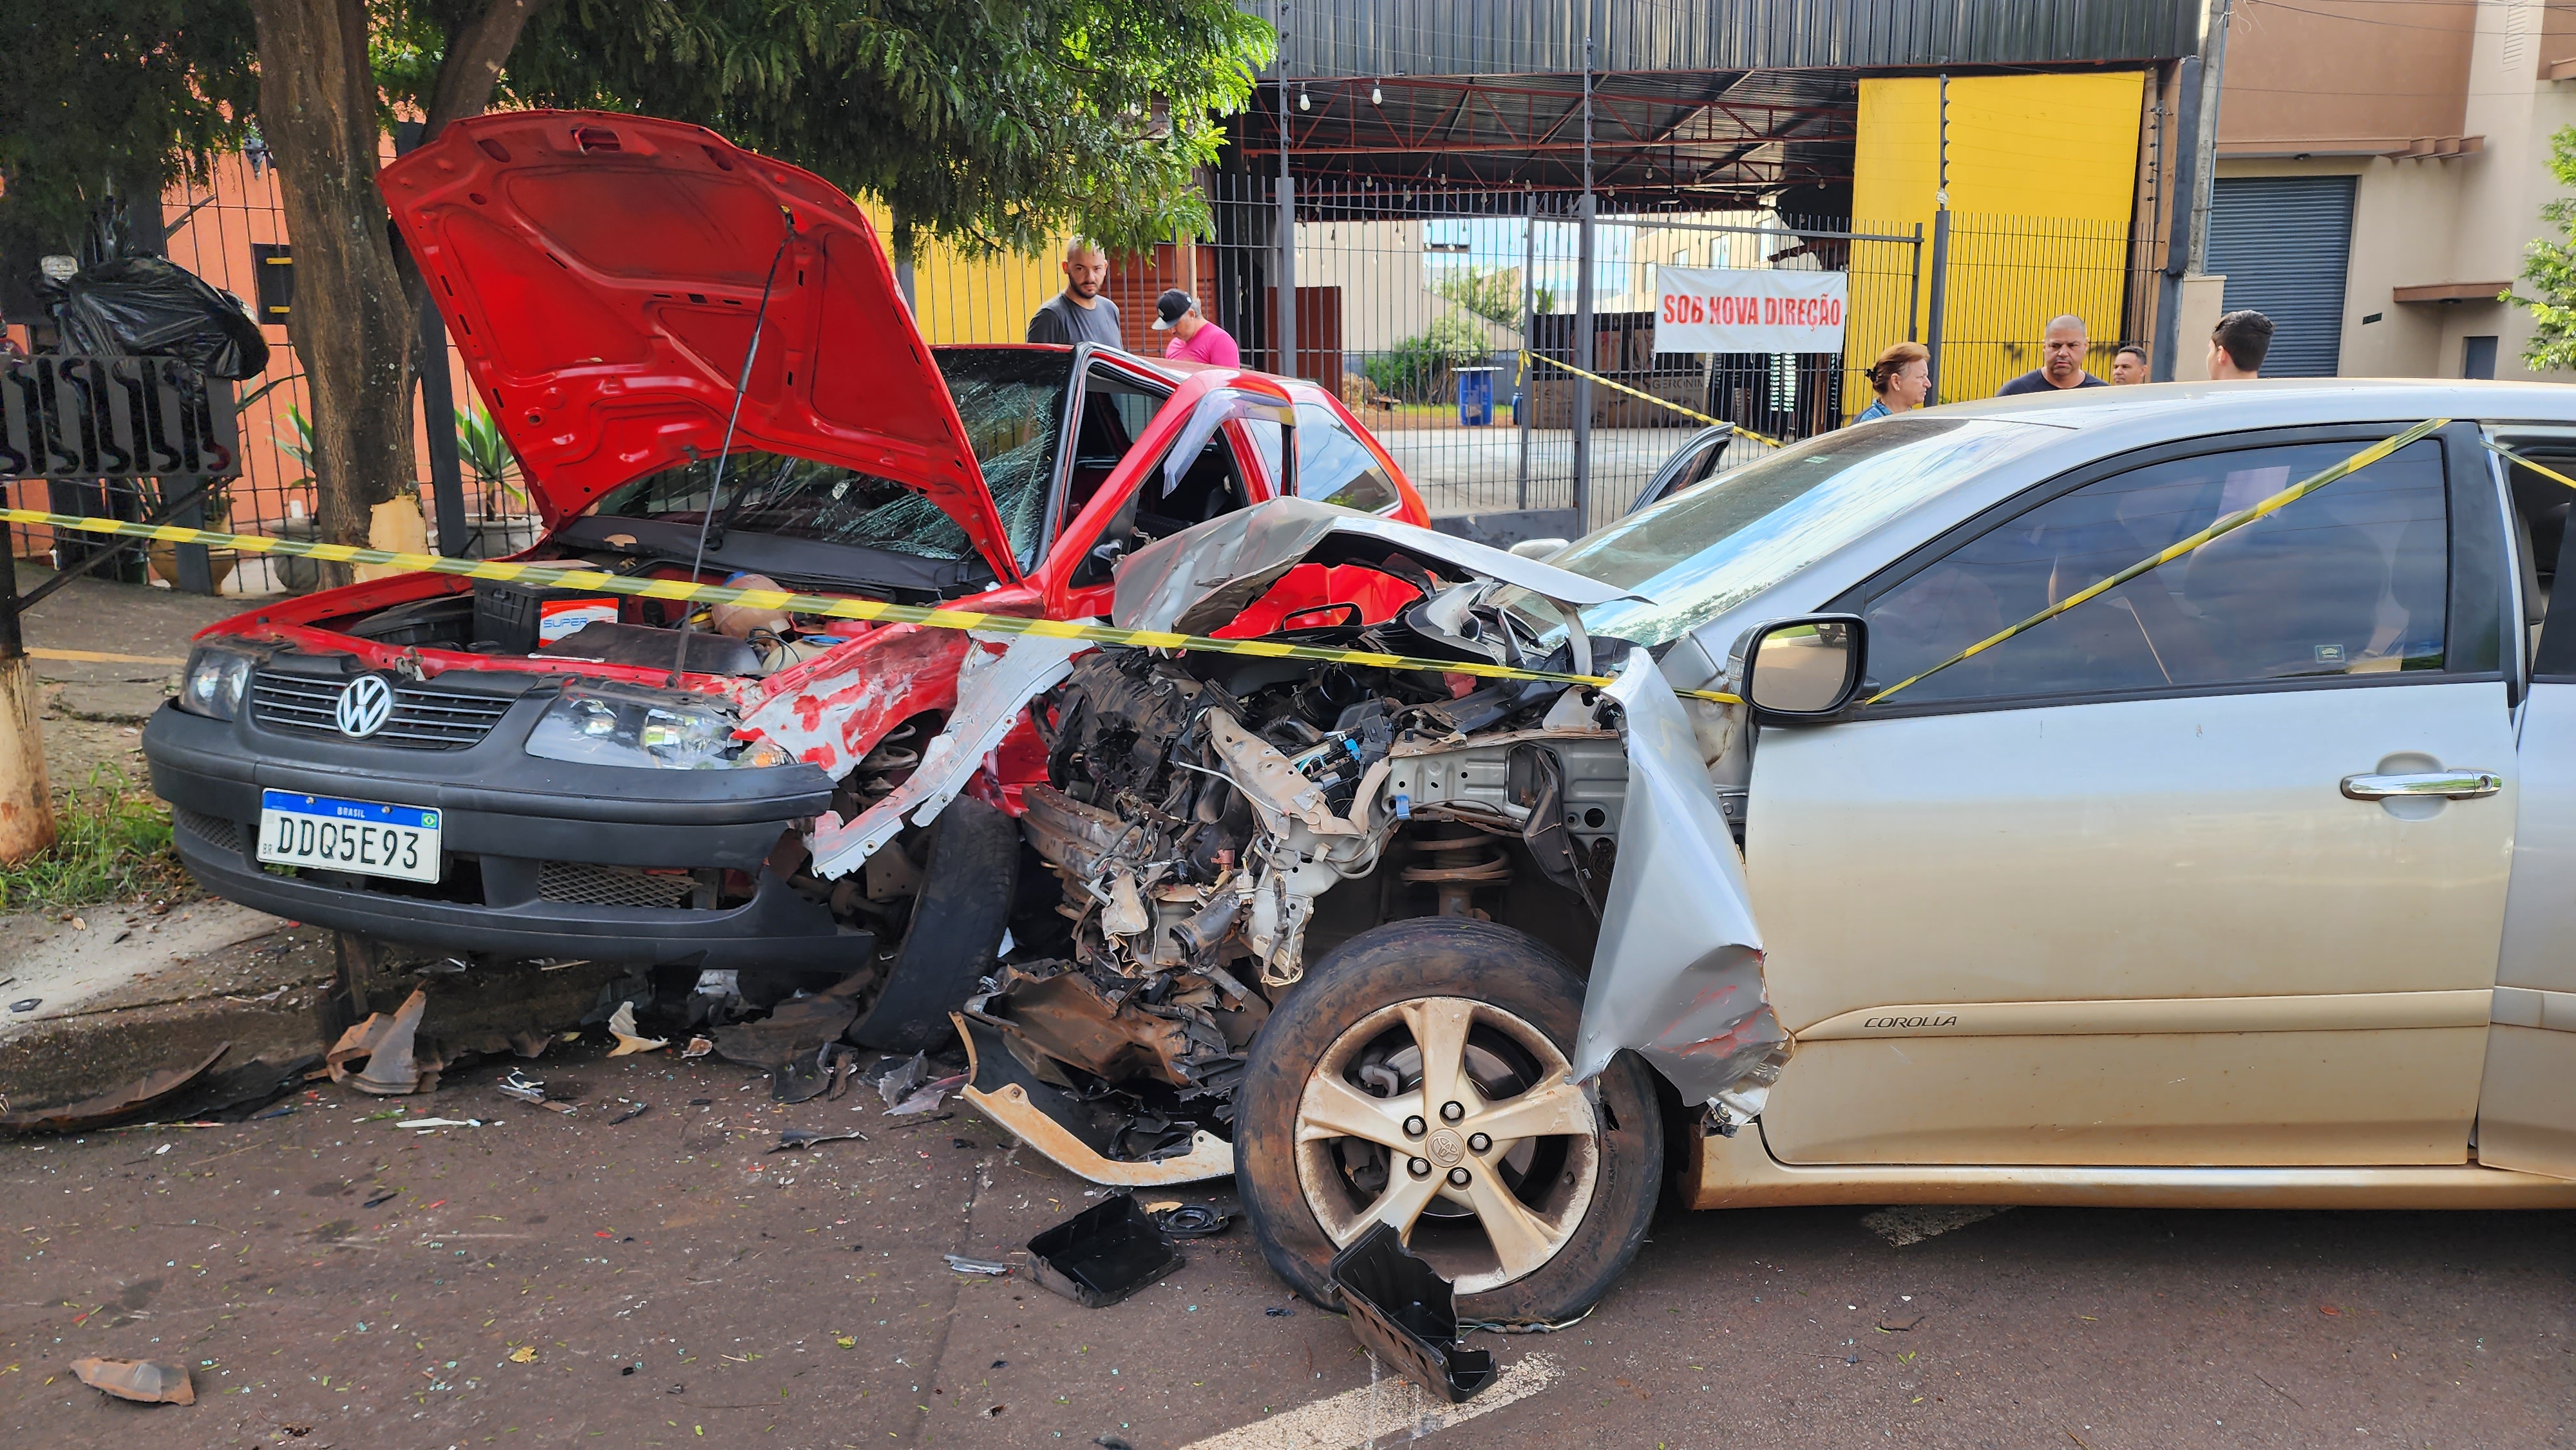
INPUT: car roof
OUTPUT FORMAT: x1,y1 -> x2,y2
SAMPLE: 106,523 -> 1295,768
1931,377 -> 2576,434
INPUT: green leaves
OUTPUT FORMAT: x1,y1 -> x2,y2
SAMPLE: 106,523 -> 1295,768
2512,124 -> 2576,373
489,0 -> 1273,257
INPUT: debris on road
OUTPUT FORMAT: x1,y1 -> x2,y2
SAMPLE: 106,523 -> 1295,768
609,1101 -> 651,1125
397,1116 -> 488,1130
1330,1222 -> 1497,1403
70,1356 -> 195,1405
605,1001 -> 667,1057
0,1042 -> 231,1135
328,988 -> 438,1095
885,1071 -> 965,1117
943,1254 -> 1014,1276
1149,1203 -> 1233,1238
1026,1196 -> 1184,1308
496,1069 -> 576,1114
770,1125 -> 867,1153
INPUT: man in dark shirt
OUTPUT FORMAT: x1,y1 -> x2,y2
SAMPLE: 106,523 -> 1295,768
1025,239 -> 1123,348
1996,314 -> 2108,395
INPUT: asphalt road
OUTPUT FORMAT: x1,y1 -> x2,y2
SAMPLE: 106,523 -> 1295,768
5,1045 -> 2570,1449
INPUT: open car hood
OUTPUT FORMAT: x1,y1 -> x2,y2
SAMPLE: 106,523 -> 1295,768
379,111 -> 1014,577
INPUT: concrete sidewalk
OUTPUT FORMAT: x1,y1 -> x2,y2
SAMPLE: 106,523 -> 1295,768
14,559 -> 242,794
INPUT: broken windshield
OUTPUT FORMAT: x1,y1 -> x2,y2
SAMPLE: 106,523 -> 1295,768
938,346 -> 1072,569
1504,416 -> 2060,647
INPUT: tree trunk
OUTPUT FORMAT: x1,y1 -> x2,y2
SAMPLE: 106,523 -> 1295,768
249,0 -> 417,587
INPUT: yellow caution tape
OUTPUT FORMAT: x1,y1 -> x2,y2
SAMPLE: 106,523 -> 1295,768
0,507 -> 1743,705
2486,439 -> 2576,493
24,647 -> 184,666
1519,350 -> 1788,450
1870,419 -> 2450,705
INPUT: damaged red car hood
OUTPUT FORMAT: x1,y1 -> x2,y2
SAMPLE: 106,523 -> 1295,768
379,111 -> 1013,577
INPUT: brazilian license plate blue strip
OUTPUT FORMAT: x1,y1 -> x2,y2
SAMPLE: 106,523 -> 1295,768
256,789 -> 444,884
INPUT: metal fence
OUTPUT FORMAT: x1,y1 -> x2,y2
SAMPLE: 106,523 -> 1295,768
13,151 -> 2164,578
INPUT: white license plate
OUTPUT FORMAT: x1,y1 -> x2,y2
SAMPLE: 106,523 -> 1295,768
256,789 -> 443,883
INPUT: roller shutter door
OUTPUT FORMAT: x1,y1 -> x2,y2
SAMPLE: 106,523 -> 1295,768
2206,176 -> 2356,377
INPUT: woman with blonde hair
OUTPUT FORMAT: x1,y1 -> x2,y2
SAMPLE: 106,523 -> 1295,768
1853,341 -> 1930,423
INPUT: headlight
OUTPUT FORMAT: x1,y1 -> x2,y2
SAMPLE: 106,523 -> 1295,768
524,683 -> 790,769
175,642 -> 260,720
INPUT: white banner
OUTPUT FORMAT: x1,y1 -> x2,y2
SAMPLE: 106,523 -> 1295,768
1655,268 -> 1848,354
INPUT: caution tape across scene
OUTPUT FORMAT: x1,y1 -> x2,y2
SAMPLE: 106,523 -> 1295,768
0,507 -> 1745,706
1517,350 -> 1789,451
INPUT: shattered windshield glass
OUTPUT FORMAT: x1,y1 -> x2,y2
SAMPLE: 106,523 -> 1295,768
588,452 -> 983,561
1502,416 -> 2059,646
580,350 -> 1070,569
938,347 -> 1072,567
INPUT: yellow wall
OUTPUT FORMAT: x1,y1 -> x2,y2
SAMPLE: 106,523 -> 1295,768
854,198 -> 1064,344
1850,72 -> 2148,404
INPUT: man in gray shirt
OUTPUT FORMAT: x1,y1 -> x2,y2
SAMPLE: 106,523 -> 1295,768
1025,238 -> 1123,348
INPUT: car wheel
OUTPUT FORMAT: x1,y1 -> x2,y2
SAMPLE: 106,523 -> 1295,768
847,795 -> 1019,1053
1233,916 -> 1663,1324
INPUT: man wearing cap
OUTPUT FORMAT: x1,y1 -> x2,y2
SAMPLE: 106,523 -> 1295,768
1152,289 -> 1240,368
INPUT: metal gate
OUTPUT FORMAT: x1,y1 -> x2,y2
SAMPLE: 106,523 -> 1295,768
2207,175 -> 2356,379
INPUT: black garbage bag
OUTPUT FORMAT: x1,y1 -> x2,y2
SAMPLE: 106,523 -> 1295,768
49,256 -> 269,381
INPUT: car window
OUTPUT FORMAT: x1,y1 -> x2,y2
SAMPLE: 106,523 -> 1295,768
1059,364 -> 1173,532
1862,438 -> 2450,706
1291,402 -> 1400,513
936,347 -> 1073,569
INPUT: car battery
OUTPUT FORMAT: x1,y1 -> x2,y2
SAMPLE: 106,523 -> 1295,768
472,580 -> 623,652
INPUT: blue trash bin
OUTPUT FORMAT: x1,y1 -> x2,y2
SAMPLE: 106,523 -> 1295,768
1455,367 -> 1496,427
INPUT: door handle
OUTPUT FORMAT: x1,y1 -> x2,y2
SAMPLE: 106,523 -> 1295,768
2340,769 -> 2503,801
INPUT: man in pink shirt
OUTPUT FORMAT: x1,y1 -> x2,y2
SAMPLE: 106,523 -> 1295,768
1151,289 -> 1240,367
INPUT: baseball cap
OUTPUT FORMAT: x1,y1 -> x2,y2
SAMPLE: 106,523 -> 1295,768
1151,289 -> 1194,330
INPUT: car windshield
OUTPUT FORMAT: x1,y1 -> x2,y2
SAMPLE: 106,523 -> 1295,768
579,348 -> 1070,569
1510,416 -> 2060,646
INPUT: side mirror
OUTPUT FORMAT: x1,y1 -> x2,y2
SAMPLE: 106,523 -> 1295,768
1741,614 -> 1867,719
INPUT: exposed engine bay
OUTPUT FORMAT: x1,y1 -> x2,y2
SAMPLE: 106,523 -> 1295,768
956,538 -> 1647,1179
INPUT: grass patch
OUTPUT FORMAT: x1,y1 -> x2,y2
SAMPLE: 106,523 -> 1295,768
0,766 -> 195,912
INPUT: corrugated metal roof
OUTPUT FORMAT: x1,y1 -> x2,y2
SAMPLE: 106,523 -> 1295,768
1264,0 -> 2201,78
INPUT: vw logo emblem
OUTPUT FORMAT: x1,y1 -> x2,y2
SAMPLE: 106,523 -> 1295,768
336,674 -> 395,739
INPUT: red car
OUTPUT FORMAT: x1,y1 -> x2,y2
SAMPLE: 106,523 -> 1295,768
141,111 -> 1427,1048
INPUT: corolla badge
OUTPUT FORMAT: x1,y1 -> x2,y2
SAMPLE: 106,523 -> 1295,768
336,674 -> 396,739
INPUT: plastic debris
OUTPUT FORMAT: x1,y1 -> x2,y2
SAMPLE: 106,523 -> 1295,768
681,1037 -> 715,1060
495,1069 -> 574,1113
1328,1222 -> 1495,1403
886,1073 -> 966,1118
875,1051 -> 928,1109
607,1001 -> 668,1057
1150,1204 -> 1233,1238
771,1126 -> 867,1153
8,998 -> 38,1013
943,1254 -> 1013,1276
609,1102 -> 651,1125
1026,1196 -> 1183,1308
363,1189 -> 399,1209
327,988 -> 440,1095
397,1116 -> 486,1129
70,1356 -> 195,1405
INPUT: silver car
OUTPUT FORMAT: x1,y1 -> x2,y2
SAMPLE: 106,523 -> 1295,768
905,380 -> 2576,1324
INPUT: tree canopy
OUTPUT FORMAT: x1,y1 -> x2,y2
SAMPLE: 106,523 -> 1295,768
2512,124 -> 2576,373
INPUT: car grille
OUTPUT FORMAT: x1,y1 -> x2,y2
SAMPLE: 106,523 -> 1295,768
249,671 -> 513,749
538,862 -> 699,910
173,807 -> 241,856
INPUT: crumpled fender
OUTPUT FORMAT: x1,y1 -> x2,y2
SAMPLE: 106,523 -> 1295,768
738,623 -> 973,778
1571,651 -> 1783,1106
800,629 -> 1092,880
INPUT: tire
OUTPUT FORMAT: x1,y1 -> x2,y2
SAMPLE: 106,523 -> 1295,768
847,795 -> 1019,1053
1233,916 -> 1663,1325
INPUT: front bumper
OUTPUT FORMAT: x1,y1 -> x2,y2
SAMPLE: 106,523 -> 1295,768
144,685 -> 863,970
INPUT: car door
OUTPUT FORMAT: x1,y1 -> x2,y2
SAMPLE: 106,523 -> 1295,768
1041,372 -> 1276,619
1746,422 -> 2516,1167
2477,426 -> 2576,1178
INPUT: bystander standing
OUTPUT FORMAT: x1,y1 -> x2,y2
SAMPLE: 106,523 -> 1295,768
1151,290 -> 1240,367
1853,341 -> 1931,422
1025,239 -> 1122,348
2207,310 -> 2273,380
1996,315 -> 2108,394
2110,343 -> 2150,384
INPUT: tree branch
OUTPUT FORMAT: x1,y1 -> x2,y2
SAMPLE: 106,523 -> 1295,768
424,0 -> 556,138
